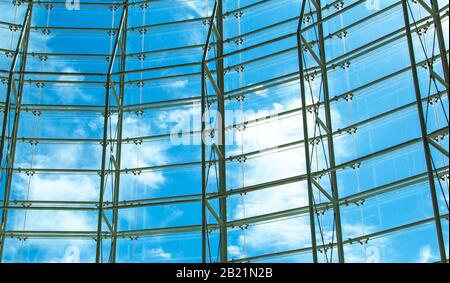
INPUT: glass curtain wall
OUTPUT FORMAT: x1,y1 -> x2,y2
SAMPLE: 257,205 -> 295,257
0,0 -> 448,263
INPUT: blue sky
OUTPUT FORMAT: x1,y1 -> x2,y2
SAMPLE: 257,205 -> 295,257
0,0 -> 448,263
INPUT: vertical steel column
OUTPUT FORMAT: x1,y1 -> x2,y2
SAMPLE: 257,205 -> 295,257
430,0 -> 449,92
109,5 -> 128,263
201,59 -> 207,263
96,1 -> 128,263
315,0 -> 345,262
296,0 -> 318,263
0,4 -> 32,183
0,1 -> 33,262
215,0 -> 228,263
401,0 -> 447,263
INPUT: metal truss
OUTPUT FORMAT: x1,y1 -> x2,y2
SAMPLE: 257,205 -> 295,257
96,0 -> 129,263
201,0 -> 228,263
401,0 -> 448,262
297,0 -> 345,262
0,0 -> 448,263
1,1 -> 446,112
0,0 -> 33,261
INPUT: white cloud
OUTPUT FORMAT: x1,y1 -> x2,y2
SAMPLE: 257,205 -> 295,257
59,246 -> 81,263
418,245 -> 434,263
20,175 -> 98,202
0,0 -> 172,263
24,241 -> 94,263
228,245 -> 243,258
9,114 -> 169,261
145,247 -> 172,260
225,83 -> 374,262
54,67 -> 92,103
13,210 -> 96,232
87,115 -> 170,191
184,0 -> 209,18
169,79 -> 189,89
227,94 -> 313,259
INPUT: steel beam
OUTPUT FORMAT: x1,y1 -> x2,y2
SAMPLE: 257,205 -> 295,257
430,0 -> 449,91
0,4 -> 32,176
109,8 -> 129,264
297,0 -> 318,263
0,0 -> 447,264
215,0 -> 228,264
314,0 -> 345,262
230,214 -> 449,263
1,1 -> 443,117
0,0 -> 33,262
201,0 -> 228,263
201,1 -> 218,263
96,1 -> 128,263
3,213 -> 448,264
401,0 -> 447,262
1,166 -> 448,259
0,3 -> 446,94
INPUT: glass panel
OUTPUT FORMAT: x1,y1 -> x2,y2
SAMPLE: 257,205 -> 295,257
0,0 -> 447,263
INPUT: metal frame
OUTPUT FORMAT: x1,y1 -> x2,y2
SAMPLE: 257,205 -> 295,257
401,0 -> 447,263
297,0 -> 345,262
201,0 -> 228,263
108,6 -> 129,264
96,0 -> 128,263
0,0 -> 448,263
297,0 -> 318,263
0,0 -> 34,262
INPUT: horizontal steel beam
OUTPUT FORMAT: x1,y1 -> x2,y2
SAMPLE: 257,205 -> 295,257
1,166 -> 447,212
